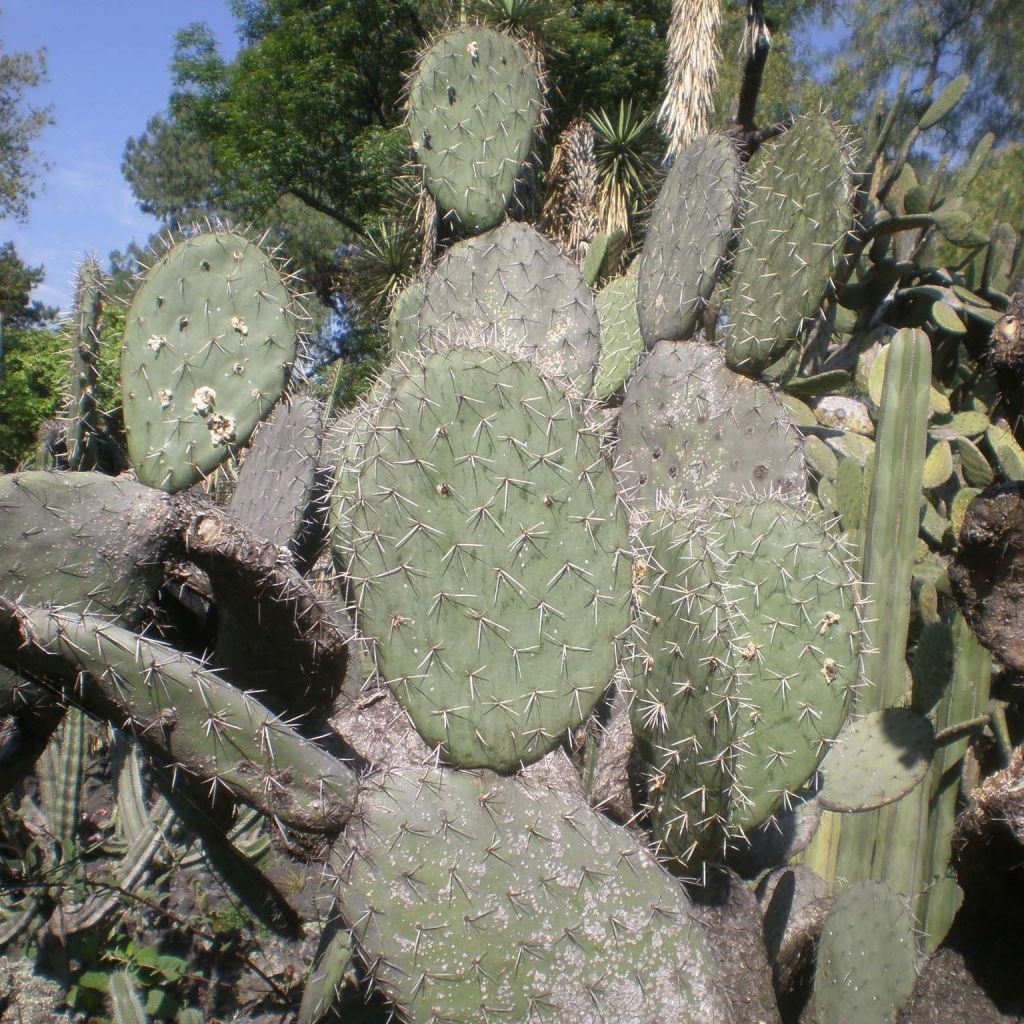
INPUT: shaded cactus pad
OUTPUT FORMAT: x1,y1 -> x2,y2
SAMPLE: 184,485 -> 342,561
615,340 -> 805,509
342,346 -> 632,771
407,26 -> 544,232
121,230 -> 301,492
333,767 -> 730,1024
418,221 -> 601,393
593,271 -> 644,400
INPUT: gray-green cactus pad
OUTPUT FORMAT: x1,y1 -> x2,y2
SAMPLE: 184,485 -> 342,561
813,881 -> 917,1024
121,230 -> 300,492
637,133 -> 740,347
342,346 -> 632,771
17,605 -> 357,833
0,471 -> 179,625
724,114 -> 853,378
593,272 -> 644,400
418,222 -> 601,393
407,26 -> 544,232
615,341 -> 805,509
819,708 -> 935,812
333,767 -> 730,1024
634,500 -> 861,862
387,279 -> 425,357
228,394 -> 322,553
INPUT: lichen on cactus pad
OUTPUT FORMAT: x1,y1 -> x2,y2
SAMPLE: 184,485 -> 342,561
341,346 -> 632,771
418,221 -> 602,393
407,25 -> 544,233
724,113 -> 854,378
636,132 -> 740,347
633,499 -> 861,863
121,230 -> 302,492
332,767 -> 730,1024
615,340 -> 805,510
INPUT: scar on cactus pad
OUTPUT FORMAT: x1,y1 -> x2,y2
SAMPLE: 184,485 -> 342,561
121,229 -> 305,492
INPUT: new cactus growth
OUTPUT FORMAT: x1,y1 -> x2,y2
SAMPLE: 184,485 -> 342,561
407,26 -> 544,233
593,270 -> 644,400
121,229 -> 302,492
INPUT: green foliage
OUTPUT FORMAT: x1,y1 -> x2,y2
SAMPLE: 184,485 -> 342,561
0,324 -> 64,469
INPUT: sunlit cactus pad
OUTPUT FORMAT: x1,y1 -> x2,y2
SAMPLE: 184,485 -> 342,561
342,346 -> 632,770
407,26 -> 544,232
418,222 -> 601,393
615,340 -> 805,509
593,271 -> 644,400
634,500 -> 861,862
121,230 -> 300,492
333,767 -> 730,1024
637,132 -> 740,347
0,470 -> 179,624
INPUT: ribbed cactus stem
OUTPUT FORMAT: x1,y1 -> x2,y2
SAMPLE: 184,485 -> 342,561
67,255 -> 104,471
860,327 -> 931,710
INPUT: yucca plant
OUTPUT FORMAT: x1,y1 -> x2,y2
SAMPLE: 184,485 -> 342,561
339,219 -> 420,324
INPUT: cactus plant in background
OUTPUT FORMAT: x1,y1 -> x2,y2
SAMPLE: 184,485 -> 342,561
66,255 -> 105,472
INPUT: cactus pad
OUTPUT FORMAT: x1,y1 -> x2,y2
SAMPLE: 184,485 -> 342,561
121,230 -> 301,492
387,279 -> 424,357
407,26 -> 544,232
342,346 -> 632,771
637,132 -> 740,347
418,222 -> 601,393
615,340 -> 805,509
333,766 -> 729,1023
593,272 -> 644,400
819,708 -> 934,812
724,114 -> 853,378
813,881 -> 917,1024
633,500 -> 861,862
0,471 -> 179,625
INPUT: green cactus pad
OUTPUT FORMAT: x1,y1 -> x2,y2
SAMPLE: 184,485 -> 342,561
636,132 -> 740,347
418,222 -> 601,393
615,340 -> 805,509
14,605 -> 357,832
0,471 -> 179,625
387,279 -> 424,357
724,114 -> 853,378
633,499 -> 861,862
343,346 -> 632,771
813,881 -> 917,1024
407,26 -> 544,233
593,272 -> 644,400
819,708 -> 934,813
228,394 -> 322,554
121,230 -> 301,492
333,767 -> 729,1024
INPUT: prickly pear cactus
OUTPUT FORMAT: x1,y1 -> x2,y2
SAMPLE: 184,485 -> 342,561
636,132 -> 740,347
333,766 -> 730,1024
724,114 -> 853,378
593,271 -> 644,400
121,230 -> 302,492
418,222 -> 602,393
407,26 -> 544,233
615,340 -> 805,509
387,278 -> 425,357
339,346 -> 632,771
634,499 -> 861,863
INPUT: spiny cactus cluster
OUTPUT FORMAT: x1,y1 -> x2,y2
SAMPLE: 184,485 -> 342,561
1,19 -> 1022,1024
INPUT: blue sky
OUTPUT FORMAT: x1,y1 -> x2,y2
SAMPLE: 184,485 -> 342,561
2,2 -> 240,313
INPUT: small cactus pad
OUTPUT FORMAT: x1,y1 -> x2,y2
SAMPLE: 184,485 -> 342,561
637,133 -> 740,347
228,394 -> 323,554
387,279 -> 425,357
0,471 -> 179,625
342,346 -> 632,771
418,222 -> 601,393
333,767 -> 729,1023
813,881 -> 917,1024
593,272 -> 644,400
407,26 -> 544,232
819,708 -> 935,813
724,114 -> 853,378
634,500 -> 861,862
17,605 -> 357,833
615,340 -> 805,509
121,230 -> 300,492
